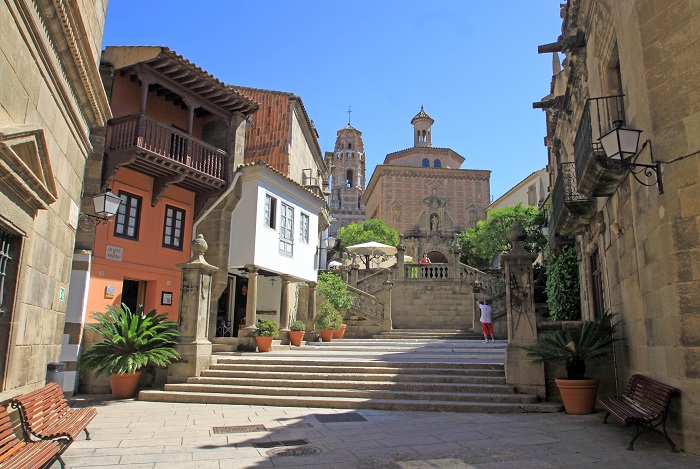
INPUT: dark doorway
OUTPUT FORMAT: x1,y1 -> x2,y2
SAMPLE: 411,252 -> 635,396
427,251 -> 448,263
121,279 -> 146,313
233,277 -> 248,336
0,226 -> 22,391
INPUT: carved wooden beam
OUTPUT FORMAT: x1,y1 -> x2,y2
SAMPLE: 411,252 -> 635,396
152,173 -> 186,206
102,152 -> 138,192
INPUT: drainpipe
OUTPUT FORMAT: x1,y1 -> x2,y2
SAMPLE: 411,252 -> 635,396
192,171 -> 242,241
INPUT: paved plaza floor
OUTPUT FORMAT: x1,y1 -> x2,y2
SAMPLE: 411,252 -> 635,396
52,397 -> 700,469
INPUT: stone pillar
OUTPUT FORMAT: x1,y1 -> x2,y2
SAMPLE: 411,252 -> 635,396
306,281 -> 317,331
381,280 -> 394,332
279,275 -> 291,330
396,236 -> 406,279
452,235 -> 462,279
168,235 -> 218,383
501,222 -> 544,398
349,264 -> 359,288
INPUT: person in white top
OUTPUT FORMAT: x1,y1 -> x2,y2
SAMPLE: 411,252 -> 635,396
477,300 -> 494,343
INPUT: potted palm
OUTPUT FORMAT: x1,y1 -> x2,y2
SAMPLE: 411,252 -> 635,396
314,301 -> 343,342
288,320 -> 306,347
79,304 -> 180,399
526,313 -> 619,414
253,318 -> 279,352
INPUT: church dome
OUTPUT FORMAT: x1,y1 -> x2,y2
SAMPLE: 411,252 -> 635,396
411,106 -> 434,125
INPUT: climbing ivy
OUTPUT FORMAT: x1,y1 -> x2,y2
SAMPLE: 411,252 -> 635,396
545,246 -> 581,321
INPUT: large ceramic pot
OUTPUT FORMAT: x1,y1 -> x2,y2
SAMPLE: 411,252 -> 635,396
288,330 -> 305,347
109,371 -> 142,399
320,330 -> 334,342
255,336 -> 273,352
555,378 -> 599,415
333,324 -> 347,339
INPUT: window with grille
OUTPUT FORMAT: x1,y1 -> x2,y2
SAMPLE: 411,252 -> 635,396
279,202 -> 294,257
264,194 -> 277,229
163,205 -> 185,250
300,213 -> 309,244
591,248 -> 604,319
0,228 -> 19,315
114,191 -> 142,239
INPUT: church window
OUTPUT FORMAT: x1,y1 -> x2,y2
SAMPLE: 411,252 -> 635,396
422,159 -> 429,167
434,159 -> 441,168
348,143 -> 352,149
346,170 -> 353,188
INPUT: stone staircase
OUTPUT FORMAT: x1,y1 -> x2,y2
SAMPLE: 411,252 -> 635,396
139,333 -> 561,413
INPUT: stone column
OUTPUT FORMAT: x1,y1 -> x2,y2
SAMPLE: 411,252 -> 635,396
279,275 -> 291,330
306,281 -> 317,331
501,222 -> 544,398
381,280 -> 394,332
349,264 -> 359,288
452,235 -> 462,279
168,235 -> 218,383
396,236 -> 406,279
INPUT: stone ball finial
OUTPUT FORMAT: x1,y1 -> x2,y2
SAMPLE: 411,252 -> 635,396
507,221 -> 527,242
191,234 -> 208,255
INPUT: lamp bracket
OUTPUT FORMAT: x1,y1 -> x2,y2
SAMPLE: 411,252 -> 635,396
78,212 -> 112,231
605,140 -> 664,194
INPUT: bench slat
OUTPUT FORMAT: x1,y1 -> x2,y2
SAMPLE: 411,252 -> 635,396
0,406 -> 61,469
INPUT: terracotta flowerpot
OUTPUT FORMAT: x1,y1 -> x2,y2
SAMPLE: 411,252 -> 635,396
109,371 -> 142,399
255,336 -> 273,352
288,330 -> 305,347
320,330 -> 334,342
555,378 -> 600,415
333,324 -> 347,339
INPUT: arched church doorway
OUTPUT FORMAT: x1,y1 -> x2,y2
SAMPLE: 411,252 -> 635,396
427,251 -> 448,263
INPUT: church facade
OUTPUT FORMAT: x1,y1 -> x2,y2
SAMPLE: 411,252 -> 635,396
362,108 -> 490,262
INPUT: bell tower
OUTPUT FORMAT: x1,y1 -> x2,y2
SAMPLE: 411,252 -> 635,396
324,116 -> 366,238
412,106 -> 434,148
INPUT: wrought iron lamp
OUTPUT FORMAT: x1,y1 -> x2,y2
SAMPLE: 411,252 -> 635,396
78,190 -> 122,231
598,121 -> 664,194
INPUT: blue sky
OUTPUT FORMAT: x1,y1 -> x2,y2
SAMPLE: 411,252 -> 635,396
103,1 -> 563,200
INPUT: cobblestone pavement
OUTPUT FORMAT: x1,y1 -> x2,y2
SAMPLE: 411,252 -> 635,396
53,397 -> 699,468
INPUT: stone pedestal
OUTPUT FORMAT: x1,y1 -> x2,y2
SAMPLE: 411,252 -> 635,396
501,222 -> 545,398
381,280 -> 394,332
168,235 -> 218,383
396,237 -> 406,279
305,281 -> 317,331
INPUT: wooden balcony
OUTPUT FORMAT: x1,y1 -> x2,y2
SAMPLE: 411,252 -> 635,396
550,162 -> 597,245
575,96 -> 630,197
104,114 -> 230,204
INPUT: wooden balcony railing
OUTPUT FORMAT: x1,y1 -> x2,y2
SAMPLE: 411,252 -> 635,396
108,114 -> 228,181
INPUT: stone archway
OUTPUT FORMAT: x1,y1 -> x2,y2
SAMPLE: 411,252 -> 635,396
427,250 -> 448,263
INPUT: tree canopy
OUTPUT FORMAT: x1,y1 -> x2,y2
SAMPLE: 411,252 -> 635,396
338,219 -> 399,268
456,203 -> 547,269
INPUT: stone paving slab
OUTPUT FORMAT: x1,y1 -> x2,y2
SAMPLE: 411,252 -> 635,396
51,397 -> 700,468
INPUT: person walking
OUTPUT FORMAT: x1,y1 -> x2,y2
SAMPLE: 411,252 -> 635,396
477,300 -> 494,343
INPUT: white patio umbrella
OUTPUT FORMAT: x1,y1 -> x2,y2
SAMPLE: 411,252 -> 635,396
328,260 -> 343,269
346,241 -> 398,257
346,241 -> 398,268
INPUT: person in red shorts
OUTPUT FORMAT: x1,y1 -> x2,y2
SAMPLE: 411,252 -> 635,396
477,300 -> 494,343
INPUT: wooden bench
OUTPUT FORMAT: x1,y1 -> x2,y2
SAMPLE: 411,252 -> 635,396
9,382 -> 97,444
598,374 -> 680,452
0,406 -> 63,469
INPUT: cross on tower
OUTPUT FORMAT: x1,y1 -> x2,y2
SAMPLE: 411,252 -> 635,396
347,106 -> 352,125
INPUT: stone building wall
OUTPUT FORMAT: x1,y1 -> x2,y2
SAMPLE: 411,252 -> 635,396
0,0 -> 110,396
391,281 -> 475,330
540,0 -> 700,453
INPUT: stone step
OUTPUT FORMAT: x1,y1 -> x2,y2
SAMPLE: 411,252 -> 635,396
208,362 -> 505,376
201,370 -> 507,385
212,357 -> 504,369
190,376 -> 513,394
138,390 -> 562,414
162,383 -> 537,404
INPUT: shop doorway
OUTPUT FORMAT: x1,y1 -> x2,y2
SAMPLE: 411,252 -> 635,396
121,279 -> 146,313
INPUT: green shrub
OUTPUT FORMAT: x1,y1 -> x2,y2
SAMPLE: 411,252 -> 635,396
79,304 -> 180,377
314,301 -> 343,331
253,318 -> 280,338
546,246 -> 581,320
289,320 -> 306,332
317,272 -> 354,309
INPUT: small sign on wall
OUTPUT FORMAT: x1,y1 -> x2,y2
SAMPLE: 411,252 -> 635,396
105,285 -> 115,299
106,245 -> 123,261
58,287 -> 66,302
161,291 -> 173,306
